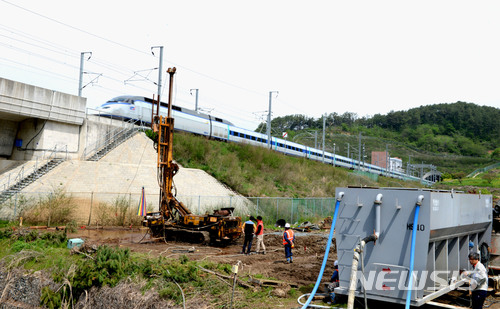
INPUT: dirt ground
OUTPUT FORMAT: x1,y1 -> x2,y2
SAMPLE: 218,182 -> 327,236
66,227 -> 500,309
68,227 -> 335,289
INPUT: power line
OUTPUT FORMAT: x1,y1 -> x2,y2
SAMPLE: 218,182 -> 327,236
0,42 -> 80,70
0,31 -> 76,58
0,1 -> 278,130
0,57 -> 76,83
0,23 -> 79,55
1,0 -> 152,57
1,1 -> 268,98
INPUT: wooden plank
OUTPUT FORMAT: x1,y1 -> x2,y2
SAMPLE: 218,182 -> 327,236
248,277 -> 298,288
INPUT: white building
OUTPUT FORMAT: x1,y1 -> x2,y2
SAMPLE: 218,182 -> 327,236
389,157 -> 404,173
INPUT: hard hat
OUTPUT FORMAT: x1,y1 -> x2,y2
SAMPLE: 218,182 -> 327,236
334,260 -> 338,267
285,223 -> 290,228
469,241 -> 474,248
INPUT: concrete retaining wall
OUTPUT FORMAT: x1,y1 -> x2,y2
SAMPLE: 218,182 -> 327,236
0,78 -> 86,125
0,120 -> 17,157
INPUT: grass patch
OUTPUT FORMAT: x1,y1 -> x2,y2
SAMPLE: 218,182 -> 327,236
171,132 -> 412,198
93,196 -> 144,227
20,188 -> 75,226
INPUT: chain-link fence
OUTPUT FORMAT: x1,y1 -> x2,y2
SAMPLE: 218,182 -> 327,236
0,191 -> 337,226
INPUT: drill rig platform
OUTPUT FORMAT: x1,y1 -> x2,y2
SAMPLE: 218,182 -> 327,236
142,67 -> 242,244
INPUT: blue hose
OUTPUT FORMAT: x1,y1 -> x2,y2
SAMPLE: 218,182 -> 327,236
405,204 -> 420,309
301,199 -> 341,309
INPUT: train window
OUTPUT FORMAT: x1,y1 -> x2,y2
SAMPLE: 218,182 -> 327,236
215,117 -> 223,123
172,106 -> 181,111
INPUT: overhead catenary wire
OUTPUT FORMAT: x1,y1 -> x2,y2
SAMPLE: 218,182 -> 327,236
1,1 -> 316,128
0,58 -> 77,83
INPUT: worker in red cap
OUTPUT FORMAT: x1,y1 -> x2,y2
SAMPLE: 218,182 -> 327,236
283,223 -> 295,263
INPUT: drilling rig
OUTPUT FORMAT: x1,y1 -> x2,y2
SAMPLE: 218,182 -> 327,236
142,67 -> 242,244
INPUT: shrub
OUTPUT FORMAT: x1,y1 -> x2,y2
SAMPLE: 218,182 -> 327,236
20,188 -> 75,226
94,202 -> 113,226
94,197 -> 144,227
113,196 -> 129,226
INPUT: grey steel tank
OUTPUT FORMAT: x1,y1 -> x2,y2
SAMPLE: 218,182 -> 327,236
334,187 -> 492,306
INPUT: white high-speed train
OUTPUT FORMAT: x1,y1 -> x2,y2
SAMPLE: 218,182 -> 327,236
95,96 -> 432,185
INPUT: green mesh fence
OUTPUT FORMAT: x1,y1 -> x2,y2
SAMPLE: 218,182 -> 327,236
0,192 -> 337,225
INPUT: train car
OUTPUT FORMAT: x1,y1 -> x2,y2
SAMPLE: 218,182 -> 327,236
94,95 -> 432,185
95,95 -> 233,140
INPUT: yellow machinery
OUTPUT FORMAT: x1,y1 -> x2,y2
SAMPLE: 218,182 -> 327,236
142,68 -> 242,244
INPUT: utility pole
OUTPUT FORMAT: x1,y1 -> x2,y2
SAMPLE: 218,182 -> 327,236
151,46 -> 164,100
386,144 -> 389,176
322,114 -> 326,163
190,89 -> 199,111
358,132 -> 362,171
314,130 -> 318,150
333,143 -> 336,166
347,143 -> 350,159
267,91 -> 278,148
78,52 -> 92,97
407,155 -> 412,176
362,143 -> 366,169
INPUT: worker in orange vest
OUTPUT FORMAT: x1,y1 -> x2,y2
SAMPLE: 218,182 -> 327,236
283,223 -> 295,263
255,216 -> 266,254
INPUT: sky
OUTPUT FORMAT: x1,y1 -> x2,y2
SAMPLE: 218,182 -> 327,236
1,0 -> 499,131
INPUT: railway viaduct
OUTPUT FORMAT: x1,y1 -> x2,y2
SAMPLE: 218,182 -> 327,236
0,77 -> 131,164
0,77 -> 87,162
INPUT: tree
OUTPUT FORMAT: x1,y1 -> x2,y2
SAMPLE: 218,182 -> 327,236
482,171 -> 497,185
492,148 -> 500,160
453,172 -> 466,185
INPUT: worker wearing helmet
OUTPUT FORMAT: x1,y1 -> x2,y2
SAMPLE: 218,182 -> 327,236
283,223 -> 295,263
